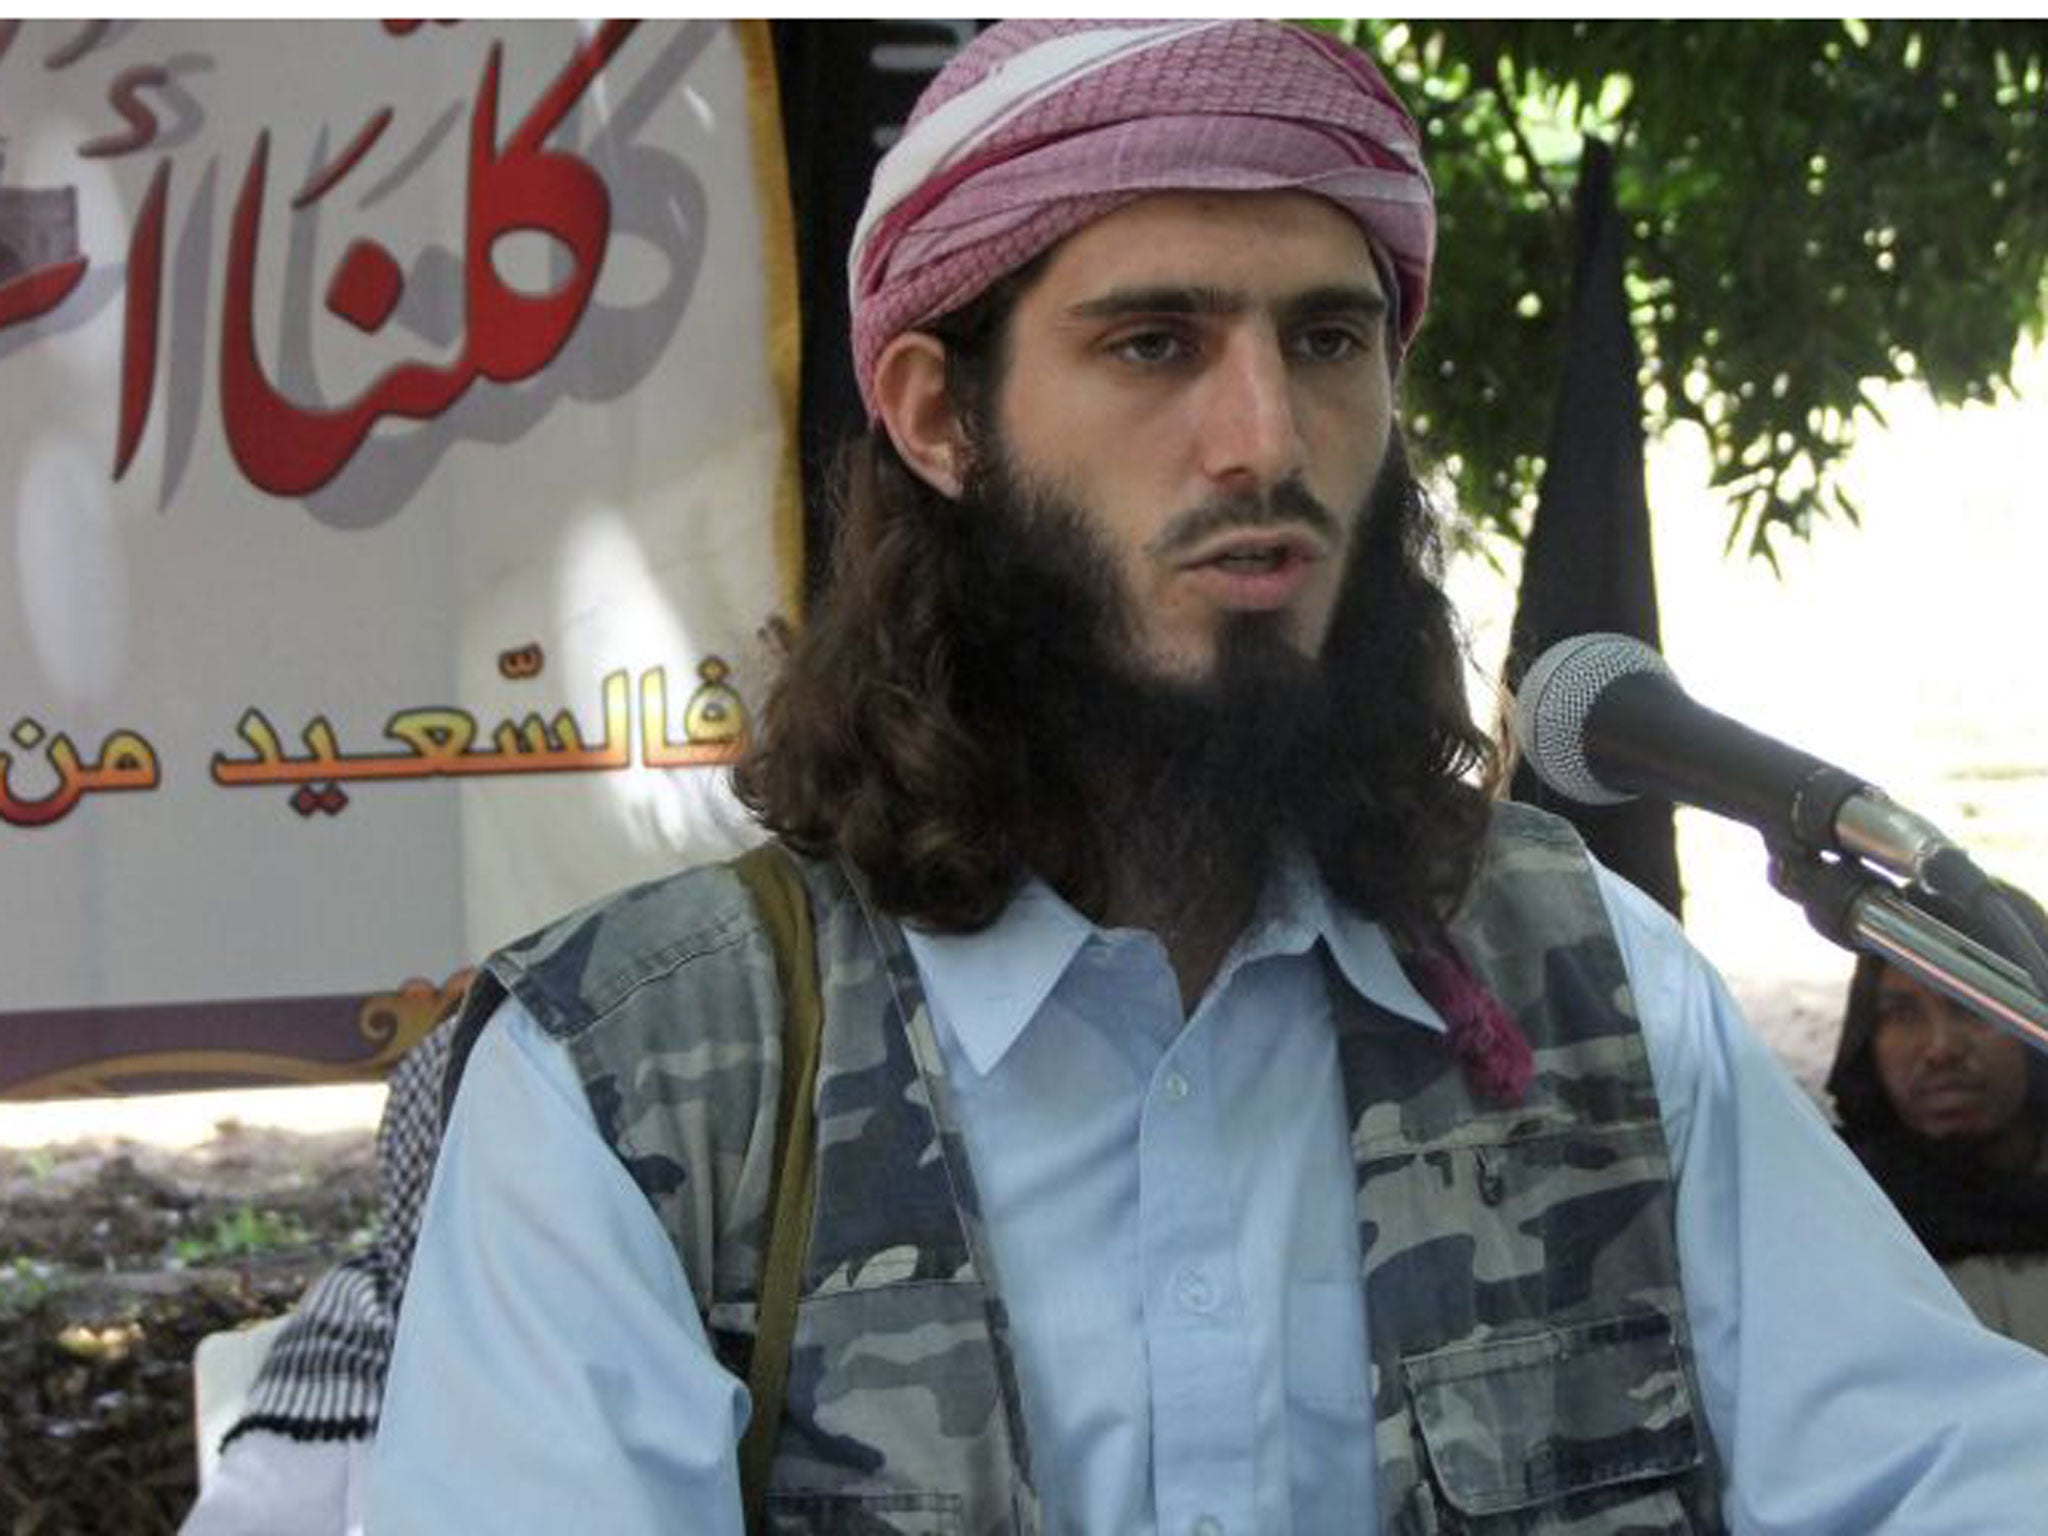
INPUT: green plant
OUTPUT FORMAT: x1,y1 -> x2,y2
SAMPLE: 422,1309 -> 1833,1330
0,1254 -> 70,1318
169,1205 -> 313,1266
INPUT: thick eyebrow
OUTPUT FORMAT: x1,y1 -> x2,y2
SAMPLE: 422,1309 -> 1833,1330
1065,282 -> 1390,327
1279,283 -> 1391,329
1066,284 -> 1245,321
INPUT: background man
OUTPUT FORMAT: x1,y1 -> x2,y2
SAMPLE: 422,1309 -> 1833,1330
369,20 -> 2048,1532
1829,944 -> 2048,1353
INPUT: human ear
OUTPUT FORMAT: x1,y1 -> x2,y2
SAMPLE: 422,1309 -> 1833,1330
872,331 -> 969,499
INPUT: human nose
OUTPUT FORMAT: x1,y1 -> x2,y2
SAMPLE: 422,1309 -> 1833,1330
1920,1006 -> 1975,1066
1198,329 -> 1303,492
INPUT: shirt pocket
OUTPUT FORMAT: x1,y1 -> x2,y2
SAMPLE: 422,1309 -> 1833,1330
1399,1308 -> 1705,1527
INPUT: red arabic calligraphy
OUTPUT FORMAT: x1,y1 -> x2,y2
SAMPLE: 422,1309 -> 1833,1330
0,258 -> 88,332
218,20 -> 636,496
292,108 -> 393,210
44,21 -> 112,72
4,38 -> 168,361
78,65 -> 180,159
2,21 -> 644,500
114,160 -> 169,479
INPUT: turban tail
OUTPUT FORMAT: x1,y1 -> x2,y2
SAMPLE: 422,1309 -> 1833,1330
849,20 -> 1436,418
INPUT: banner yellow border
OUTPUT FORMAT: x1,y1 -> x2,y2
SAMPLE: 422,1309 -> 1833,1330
736,19 -> 806,625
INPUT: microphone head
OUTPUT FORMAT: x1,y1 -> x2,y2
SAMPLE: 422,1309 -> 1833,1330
1512,632 -> 1678,806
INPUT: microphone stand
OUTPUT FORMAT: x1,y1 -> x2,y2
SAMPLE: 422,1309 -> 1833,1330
1768,848 -> 2048,1056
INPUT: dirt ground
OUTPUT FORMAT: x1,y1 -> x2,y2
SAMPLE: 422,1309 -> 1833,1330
0,1123 -> 376,1535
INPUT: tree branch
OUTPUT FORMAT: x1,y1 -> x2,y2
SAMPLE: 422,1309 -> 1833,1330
1488,54 -> 1569,228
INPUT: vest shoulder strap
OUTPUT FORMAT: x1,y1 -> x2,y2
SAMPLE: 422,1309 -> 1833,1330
729,842 -> 824,1532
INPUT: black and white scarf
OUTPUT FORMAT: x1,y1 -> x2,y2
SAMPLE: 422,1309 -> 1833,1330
217,1018 -> 449,1449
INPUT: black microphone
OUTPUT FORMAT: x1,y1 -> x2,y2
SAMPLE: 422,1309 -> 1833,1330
1511,632 -> 1988,903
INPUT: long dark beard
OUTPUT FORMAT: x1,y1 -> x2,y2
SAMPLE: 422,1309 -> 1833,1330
949,446 -> 1357,944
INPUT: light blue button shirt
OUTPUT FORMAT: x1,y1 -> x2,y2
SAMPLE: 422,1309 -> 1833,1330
368,858 -> 2048,1534
900,852 -> 1436,1533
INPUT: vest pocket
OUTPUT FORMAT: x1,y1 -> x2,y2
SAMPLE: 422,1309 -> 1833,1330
763,1490 -> 963,1534
1400,1309 -> 1703,1524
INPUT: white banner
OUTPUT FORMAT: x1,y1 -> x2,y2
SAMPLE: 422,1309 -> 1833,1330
0,19 -> 798,1093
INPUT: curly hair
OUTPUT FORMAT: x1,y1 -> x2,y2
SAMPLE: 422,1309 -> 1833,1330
734,293 -> 1497,942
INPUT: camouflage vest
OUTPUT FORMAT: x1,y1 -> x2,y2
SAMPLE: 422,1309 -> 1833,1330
456,802 -> 1723,1534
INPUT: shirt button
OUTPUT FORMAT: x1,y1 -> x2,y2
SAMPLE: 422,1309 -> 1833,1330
1193,1519 -> 1224,1536
1163,1070 -> 1191,1101
1174,1266 -> 1217,1313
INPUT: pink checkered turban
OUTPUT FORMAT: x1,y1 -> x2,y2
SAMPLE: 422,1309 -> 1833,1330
848,19 -> 1435,418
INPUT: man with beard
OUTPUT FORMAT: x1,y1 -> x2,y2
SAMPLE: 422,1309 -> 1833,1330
368,20 -> 2048,1534
1827,941 -> 2048,1353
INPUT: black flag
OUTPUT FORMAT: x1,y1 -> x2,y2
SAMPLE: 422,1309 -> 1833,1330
1506,136 -> 1683,918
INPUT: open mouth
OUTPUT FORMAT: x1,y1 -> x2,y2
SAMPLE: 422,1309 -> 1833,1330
1176,532 -> 1326,613
1181,525 -> 1327,571
1206,544 -> 1298,573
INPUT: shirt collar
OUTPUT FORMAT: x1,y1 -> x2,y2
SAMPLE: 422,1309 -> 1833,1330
902,849 -> 1446,1079
1251,847 -> 1448,1037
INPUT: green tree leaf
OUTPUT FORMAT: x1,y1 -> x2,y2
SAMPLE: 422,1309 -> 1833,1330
1310,19 -> 2048,558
